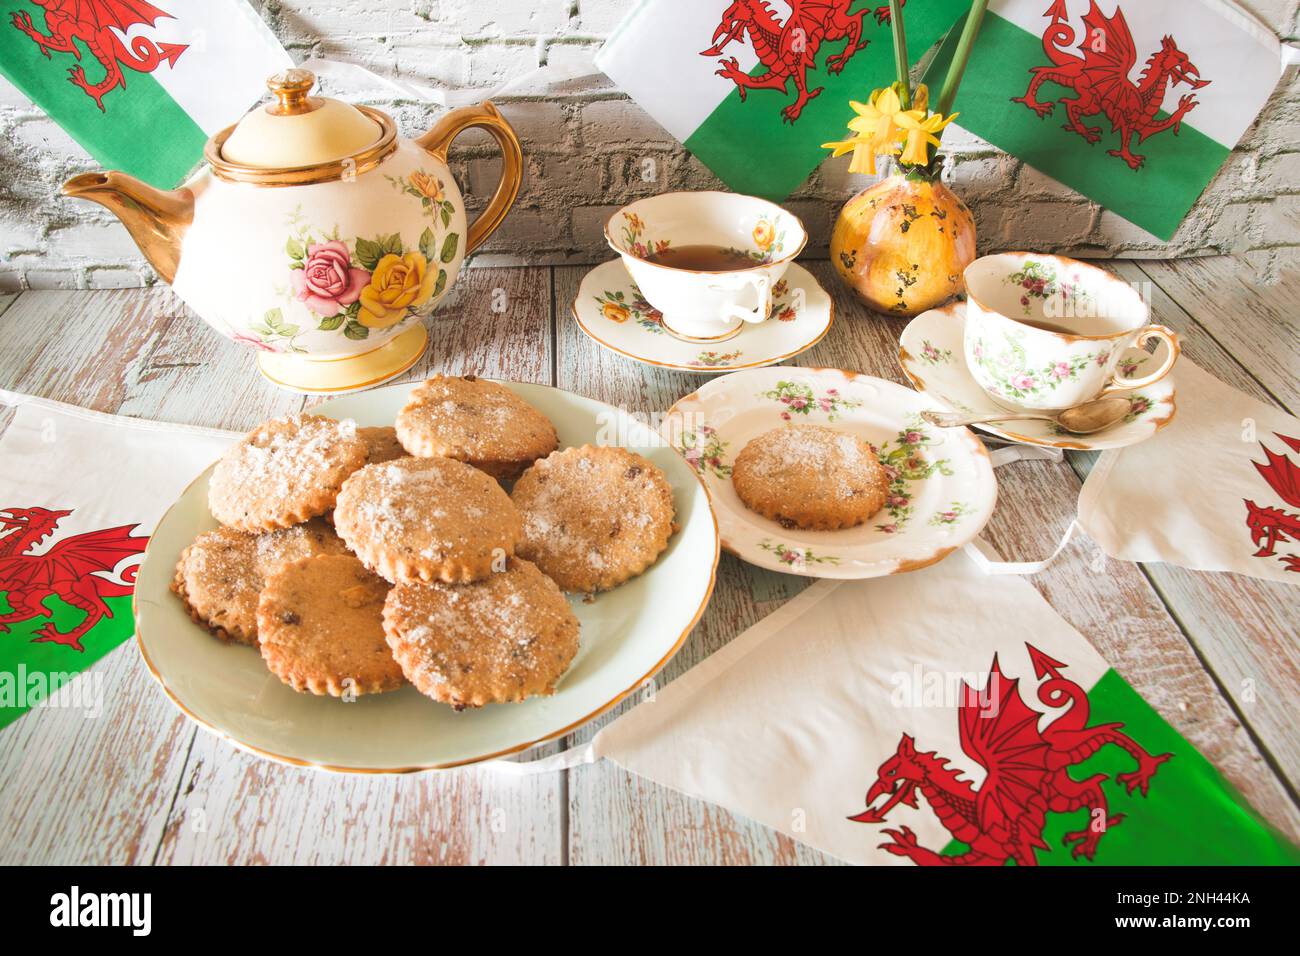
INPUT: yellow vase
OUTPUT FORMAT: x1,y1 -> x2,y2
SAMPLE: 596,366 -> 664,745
830,174 -> 976,318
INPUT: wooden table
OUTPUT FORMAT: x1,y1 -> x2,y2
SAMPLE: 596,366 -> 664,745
1,256 -> 1296,865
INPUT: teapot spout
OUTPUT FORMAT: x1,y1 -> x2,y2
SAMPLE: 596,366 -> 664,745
62,172 -> 193,284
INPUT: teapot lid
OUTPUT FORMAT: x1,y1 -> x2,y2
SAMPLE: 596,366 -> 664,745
218,69 -> 385,169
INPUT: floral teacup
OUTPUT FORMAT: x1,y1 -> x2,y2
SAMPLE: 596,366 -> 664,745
963,253 -> 1180,412
605,191 -> 806,342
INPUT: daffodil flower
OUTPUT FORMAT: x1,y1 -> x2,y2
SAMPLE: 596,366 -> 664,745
821,132 -> 898,175
822,86 -> 920,174
847,86 -> 922,149
896,109 -> 959,167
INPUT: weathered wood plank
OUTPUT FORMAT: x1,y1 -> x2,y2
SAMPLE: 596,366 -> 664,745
2,254 -> 1297,864
1101,259 -> 1300,793
555,264 -> 840,865
0,288 -> 173,412
1136,257 -> 1299,412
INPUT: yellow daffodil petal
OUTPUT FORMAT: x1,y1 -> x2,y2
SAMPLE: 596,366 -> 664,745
899,130 -> 932,166
876,85 -> 901,115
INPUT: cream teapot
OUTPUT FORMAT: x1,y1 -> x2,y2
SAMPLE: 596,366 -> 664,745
63,69 -> 523,393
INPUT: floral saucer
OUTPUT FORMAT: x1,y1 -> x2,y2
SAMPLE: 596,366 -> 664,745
899,304 -> 1177,450
572,259 -> 833,373
660,367 -> 997,579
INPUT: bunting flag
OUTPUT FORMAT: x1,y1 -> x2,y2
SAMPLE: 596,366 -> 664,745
596,0 -> 968,199
0,0 -> 290,188
586,551 -> 1299,865
925,0 -> 1291,239
0,394 -> 233,729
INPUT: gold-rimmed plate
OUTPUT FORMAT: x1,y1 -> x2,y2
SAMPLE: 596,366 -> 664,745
661,367 -> 997,579
133,381 -> 719,772
572,259 -> 833,373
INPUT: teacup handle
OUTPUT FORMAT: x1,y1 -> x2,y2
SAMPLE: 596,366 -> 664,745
416,102 -> 523,254
710,273 -> 772,325
1104,324 -> 1181,391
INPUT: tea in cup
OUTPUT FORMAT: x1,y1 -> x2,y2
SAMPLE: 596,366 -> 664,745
605,191 -> 807,341
963,253 -> 1180,412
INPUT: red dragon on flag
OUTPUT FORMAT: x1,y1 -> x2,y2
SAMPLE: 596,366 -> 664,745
701,0 -> 899,123
0,506 -> 148,652
1244,433 -> 1300,574
8,0 -> 188,111
1012,0 -> 1210,170
850,643 -> 1172,866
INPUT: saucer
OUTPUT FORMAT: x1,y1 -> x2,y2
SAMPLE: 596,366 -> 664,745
661,367 -> 997,579
899,304 -> 1177,450
572,259 -> 832,373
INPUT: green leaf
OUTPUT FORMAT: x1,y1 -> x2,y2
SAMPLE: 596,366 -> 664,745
354,237 -> 383,271
440,202 -> 452,228
419,227 -> 437,262
318,314 -> 344,331
344,319 -> 370,340
344,300 -> 361,318
263,308 -> 285,331
433,269 -> 447,298
381,233 -> 404,257
286,237 -> 305,260
439,233 -> 459,263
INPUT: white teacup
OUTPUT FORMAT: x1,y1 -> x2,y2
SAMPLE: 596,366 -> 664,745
605,191 -> 806,341
963,253 -> 1180,412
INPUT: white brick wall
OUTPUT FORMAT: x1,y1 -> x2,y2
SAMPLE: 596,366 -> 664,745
1,0 -> 1297,289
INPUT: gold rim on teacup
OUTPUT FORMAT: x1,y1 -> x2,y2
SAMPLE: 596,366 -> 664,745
603,190 -> 808,274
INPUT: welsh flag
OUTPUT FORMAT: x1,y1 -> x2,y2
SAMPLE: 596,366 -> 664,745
0,0 -> 290,188
925,0 -> 1291,239
0,394 -> 234,729
583,552 -> 1300,865
596,0 -> 969,200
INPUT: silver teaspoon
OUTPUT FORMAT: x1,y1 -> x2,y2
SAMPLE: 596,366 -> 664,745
921,396 -> 1133,435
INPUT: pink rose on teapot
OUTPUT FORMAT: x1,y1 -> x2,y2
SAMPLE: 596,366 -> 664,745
291,241 -> 370,317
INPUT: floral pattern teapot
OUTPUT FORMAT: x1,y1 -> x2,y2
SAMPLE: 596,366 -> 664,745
62,68 -> 523,393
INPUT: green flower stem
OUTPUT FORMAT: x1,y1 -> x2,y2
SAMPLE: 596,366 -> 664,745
936,0 -> 989,118
889,0 -> 910,108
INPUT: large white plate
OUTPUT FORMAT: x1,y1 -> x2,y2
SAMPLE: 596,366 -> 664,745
133,382 -> 719,772
661,367 -> 997,579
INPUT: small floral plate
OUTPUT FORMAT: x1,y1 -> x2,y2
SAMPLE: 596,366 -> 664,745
572,259 -> 833,373
899,304 -> 1177,450
660,367 -> 997,578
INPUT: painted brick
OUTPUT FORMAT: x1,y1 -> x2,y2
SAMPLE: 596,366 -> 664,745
570,203 -> 623,249
579,100 -> 677,147
0,0 -> 1295,289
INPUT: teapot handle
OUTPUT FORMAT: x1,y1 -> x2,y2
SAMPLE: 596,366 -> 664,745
416,102 -> 523,255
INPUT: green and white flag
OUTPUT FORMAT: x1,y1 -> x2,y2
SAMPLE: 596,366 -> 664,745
0,0 -> 291,188
596,0 -> 968,200
576,551 -> 1299,865
925,0 -> 1293,239
0,393 -> 234,730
